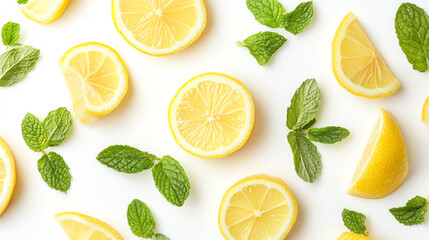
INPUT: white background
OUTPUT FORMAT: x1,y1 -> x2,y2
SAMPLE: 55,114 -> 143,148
1,0 -> 429,239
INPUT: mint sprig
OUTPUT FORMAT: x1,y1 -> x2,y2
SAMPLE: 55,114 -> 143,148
238,31 -> 286,66
389,196 -> 429,226
282,1 -> 314,35
2,22 -> 20,46
342,209 -> 368,236
38,152 -> 71,192
308,127 -> 350,144
246,0 -> 286,28
97,145 -> 156,173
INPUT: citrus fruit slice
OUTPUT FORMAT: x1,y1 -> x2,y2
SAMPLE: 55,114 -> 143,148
219,174 -> 297,240
168,72 -> 254,158
112,0 -> 206,56
348,109 -> 408,199
332,12 -> 400,98
0,137 -> 16,217
422,96 -> 429,124
21,0 -> 70,24
59,42 -> 128,124
55,212 -> 123,240
338,232 -> 372,240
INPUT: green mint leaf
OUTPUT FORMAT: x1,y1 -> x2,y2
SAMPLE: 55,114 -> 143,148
37,152 -> 71,192
308,126 -> 350,144
0,46 -> 40,87
395,3 -> 429,72
153,233 -> 170,240
96,145 -> 156,173
286,79 -> 321,131
127,199 -> 155,238
17,0 -> 29,4
22,113 -> 48,152
246,0 -> 286,28
303,118 -> 316,130
282,1 -> 314,35
2,22 -> 20,46
43,107 -> 72,147
342,209 -> 368,236
287,131 -> 321,183
238,31 -> 286,66
389,196 -> 429,226
152,156 -> 190,206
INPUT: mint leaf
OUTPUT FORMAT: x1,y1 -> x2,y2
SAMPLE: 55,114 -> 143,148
37,152 -> 71,192
22,113 -> 48,152
17,0 -> 28,4
308,126 -> 349,144
282,1 -> 314,35
287,131 -> 321,183
303,118 -> 316,130
395,3 -> 429,72
0,46 -> 40,87
2,22 -> 20,46
152,156 -> 190,206
97,145 -> 156,173
43,107 -> 72,147
238,31 -> 286,66
390,196 -> 429,226
153,234 -> 170,240
246,0 -> 286,28
286,79 -> 321,131
127,199 -> 155,238
342,209 -> 368,236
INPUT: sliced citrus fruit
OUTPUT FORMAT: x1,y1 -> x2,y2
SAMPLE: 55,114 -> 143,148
55,212 -> 123,240
59,42 -> 128,124
422,96 -> 429,124
168,72 -> 254,158
332,12 -> 400,98
348,109 -> 408,199
219,174 -> 297,240
112,0 -> 206,56
21,0 -> 70,24
338,232 -> 372,240
0,137 -> 16,217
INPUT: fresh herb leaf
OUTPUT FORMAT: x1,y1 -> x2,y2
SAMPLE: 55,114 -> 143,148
238,31 -> 286,66
153,233 -> 170,240
127,199 -> 156,238
2,22 -> 20,46
395,3 -> 429,72
0,46 -> 40,87
22,113 -> 48,152
282,1 -> 314,35
308,126 -> 349,144
37,152 -> 71,192
389,196 -> 429,226
286,79 -> 320,131
17,0 -> 29,4
303,118 -> 316,130
287,131 -> 321,183
246,0 -> 286,28
152,156 -> 190,206
342,209 -> 368,236
97,145 -> 156,173
43,107 -> 72,147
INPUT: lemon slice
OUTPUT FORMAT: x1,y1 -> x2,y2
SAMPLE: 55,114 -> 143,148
219,174 -> 297,240
422,96 -> 429,124
338,232 -> 372,240
112,0 -> 206,56
332,12 -> 400,98
60,42 -> 128,124
0,137 -> 16,217
168,72 -> 254,158
21,0 -> 70,24
55,212 -> 123,240
348,109 -> 408,199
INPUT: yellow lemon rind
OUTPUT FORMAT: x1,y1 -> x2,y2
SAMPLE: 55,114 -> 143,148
0,137 -> 16,217
422,96 -> 429,124
21,0 -> 71,24
338,232 -> 372,240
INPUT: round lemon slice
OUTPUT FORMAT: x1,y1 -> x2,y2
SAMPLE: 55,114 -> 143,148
112,0 -> 206,56
219,174 -> 298,240
422,96 -> 429,124
21,0 -> 70,24
338,232 -> 372,240
59,42 -> 128,124
0,137 -> 16,217
55,212 -> 123,240
169,72 -> 254,158
332,12 -> 400,98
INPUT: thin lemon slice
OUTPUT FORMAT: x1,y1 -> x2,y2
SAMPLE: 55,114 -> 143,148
332,12 -> 400,98
338,232 -> 372,240
168,72 -> 254,158
55,212 -> 123,240
422,96 -> 429,124
348,109 -> 408,199
60,42 -> 128,124
112,0 -> 206,56
0,137 -> 16,217
219,174 -> 298,240
21,0 -> 70,24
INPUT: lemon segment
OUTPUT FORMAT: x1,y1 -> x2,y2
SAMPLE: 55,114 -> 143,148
338,232 -> 372,240
21,0 -> 70,24
60,42 -> 128,124
169,72 -> 254,158
112,0 -> 206,56
0,137 -> 16,217
332,13 -> 400,98
348,109 -> 408,199
422,97 -> 429,124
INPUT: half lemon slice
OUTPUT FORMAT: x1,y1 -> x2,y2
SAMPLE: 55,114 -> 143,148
21,0 -> 70,24
0,137 -> 16,217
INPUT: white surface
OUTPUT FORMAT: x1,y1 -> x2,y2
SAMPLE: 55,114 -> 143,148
0,0 -> 428,239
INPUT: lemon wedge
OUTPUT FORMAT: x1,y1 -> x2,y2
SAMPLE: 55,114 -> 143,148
21,0 -> 70,24
338,232 -> 372,240
0,137 -> 16,217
